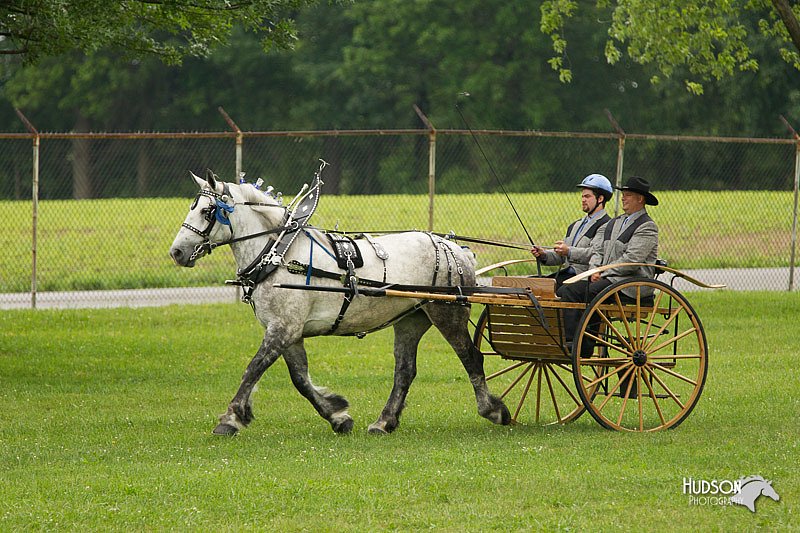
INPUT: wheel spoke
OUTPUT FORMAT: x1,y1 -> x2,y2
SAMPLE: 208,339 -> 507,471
637,369 -> 644,431
647,353 -> 702,360
582,330 -> 632,356
641,369 -> 667,426
596,310 -> 635,353
642,307 -> 682,351
487,360 -> 527,381
584,361 -> 631,389
596,364 -> 634,412
641,289 -> 665,347
644,366 -> 685,409
648,361 -> 698,387
635,286 -> 642,349
500,363 -> 533,399
647,327 -> 698,355
542,365 -> 563,422
514,363 -> 537,421
616,367 -> 637,426
548,364 -> 582,407
579,356 -> 630,365
534,363 -> 543,423
614,292 -> 634,342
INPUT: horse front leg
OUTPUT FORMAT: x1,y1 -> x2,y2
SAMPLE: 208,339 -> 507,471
214,333 -> 283,436
368,310 -> 431,434
283,341 -> 354,434
426,304 -> 511,426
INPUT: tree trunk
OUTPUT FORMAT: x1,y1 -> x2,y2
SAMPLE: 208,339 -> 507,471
71,114 -> 92,199
772,0 -> 800,56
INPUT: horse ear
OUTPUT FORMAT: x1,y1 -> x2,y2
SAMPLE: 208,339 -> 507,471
205,169 -> 218,190
190,171 -> 205,189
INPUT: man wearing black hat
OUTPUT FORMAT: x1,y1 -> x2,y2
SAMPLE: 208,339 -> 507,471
557,176 -> 660,345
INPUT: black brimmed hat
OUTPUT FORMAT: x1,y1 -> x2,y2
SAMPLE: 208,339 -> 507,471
616,176 -> 658,206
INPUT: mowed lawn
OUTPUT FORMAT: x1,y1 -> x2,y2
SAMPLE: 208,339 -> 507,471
0,291 -> 797,530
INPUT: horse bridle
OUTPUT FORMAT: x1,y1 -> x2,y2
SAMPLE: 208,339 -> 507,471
182,183 -> 295,263
182,183 -> 236,262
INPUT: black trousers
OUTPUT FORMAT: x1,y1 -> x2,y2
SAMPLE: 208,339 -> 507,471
556,278 -> 613,342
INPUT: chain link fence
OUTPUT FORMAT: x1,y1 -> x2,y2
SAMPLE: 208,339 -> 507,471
2,117 -> 798,308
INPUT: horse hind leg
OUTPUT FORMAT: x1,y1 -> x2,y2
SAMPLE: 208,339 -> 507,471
283,341 -> 354,434
425,303 -> 511,426
368,310 -> 431,435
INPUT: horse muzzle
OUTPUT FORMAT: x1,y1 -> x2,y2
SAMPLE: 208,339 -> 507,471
170,244 -> 199,267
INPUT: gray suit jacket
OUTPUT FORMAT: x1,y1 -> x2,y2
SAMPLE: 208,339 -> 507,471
539,210 -> 610,275
590,209 -> 659,296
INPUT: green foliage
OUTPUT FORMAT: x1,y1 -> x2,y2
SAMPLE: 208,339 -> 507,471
0,292 -> 797,529
541,0 -> 798,94
0,0 -> 317,68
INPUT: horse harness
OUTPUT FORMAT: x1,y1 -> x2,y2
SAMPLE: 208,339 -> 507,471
287,232 -> 466,335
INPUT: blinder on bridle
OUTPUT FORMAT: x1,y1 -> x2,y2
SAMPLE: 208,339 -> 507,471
182,183 -> 235,260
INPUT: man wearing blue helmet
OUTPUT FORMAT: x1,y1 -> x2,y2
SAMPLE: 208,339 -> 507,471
557,176 -> 660,349
531,173 -> 612,286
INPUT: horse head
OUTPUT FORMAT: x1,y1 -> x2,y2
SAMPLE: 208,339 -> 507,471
761,480 -> 780,502
731,476 -> 780,512
170,169 -> 235,267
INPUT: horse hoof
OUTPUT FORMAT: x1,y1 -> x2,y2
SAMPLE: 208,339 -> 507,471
331,415 -> 354,434
212,423 -> 239,436
367,422 -> 390,435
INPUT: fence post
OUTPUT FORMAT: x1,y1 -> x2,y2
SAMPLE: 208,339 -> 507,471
218,107 -> 243,179
218,107 -> 244,302
16,110 -> 39,309
414,105 -> 437,231
780,116 -> 799,291
605,110 -> 626,217
791,142 -> 799,291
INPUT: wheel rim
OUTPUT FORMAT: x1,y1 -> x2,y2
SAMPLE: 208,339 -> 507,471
573,279 -> 708,432
473,308 -> 587,425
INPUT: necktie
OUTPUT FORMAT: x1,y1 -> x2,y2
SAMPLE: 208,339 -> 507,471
572,217 -> 589,245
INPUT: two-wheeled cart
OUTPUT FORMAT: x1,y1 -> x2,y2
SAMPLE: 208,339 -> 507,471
466,262 -> 722,432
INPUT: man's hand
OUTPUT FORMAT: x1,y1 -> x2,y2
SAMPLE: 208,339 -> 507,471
531,246 -> 546,258
553,240 -> 569,257
590,272 -> 602,282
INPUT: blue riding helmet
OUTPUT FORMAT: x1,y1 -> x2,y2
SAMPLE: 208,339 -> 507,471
576,173 -> 613,199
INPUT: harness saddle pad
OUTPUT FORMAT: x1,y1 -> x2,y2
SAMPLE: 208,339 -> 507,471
326,233 -> 365,270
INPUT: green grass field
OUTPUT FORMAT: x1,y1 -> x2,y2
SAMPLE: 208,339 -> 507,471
0,291 -> 797,530
2,190 -> 796,292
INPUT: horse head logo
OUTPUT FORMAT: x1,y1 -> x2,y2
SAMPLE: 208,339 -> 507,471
730,476 -> 780,513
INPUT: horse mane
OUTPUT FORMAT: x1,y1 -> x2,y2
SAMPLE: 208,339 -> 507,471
232,182 -> 285,222
739,475 -> 767,487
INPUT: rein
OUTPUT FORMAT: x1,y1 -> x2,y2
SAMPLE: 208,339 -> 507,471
318,229 -> 535,251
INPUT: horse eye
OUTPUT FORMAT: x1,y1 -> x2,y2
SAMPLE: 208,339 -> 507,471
190,197 -> 199,210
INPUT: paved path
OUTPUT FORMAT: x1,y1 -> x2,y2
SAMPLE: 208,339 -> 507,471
0,268 -> 795,310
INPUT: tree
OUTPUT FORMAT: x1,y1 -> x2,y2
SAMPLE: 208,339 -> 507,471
0,0 -> 317,67
541,0 -> 800,94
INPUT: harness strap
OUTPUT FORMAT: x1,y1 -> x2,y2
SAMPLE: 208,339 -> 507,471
604,213 -> 653,243
584,214 -> 611,240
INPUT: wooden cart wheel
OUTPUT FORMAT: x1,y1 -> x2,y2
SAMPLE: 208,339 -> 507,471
473,308 -> 587,425
572,278 -> 708,432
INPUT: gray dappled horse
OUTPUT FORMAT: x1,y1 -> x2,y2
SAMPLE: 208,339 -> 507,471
169,170 -> 510,435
